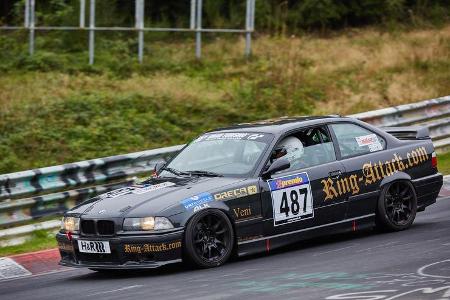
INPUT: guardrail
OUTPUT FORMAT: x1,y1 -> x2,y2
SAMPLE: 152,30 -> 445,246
0,96 -> 449,231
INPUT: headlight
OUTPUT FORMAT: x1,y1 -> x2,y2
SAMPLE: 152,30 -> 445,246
61,216 -> 80,233
123,217 -> 174,231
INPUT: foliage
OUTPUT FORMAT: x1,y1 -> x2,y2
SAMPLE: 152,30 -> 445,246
439,151 -> 450,175
1,0 -> 450,32
0,23 -> 449,173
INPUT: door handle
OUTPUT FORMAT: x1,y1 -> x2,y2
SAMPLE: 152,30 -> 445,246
329,170 -> 342,180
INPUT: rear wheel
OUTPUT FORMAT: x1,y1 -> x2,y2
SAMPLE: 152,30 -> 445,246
184,210 -> 234,268
376,180 -> 417,231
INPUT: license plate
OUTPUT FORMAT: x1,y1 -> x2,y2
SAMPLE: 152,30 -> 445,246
77,240 -> 111,254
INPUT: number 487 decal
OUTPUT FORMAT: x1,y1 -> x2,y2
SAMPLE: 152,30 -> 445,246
268,172 -> 314,226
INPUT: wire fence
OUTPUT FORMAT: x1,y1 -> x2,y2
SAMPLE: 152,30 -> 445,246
0,0 -> 256,63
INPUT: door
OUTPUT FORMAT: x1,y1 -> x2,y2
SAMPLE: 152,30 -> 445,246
329,122 -> 387,218
261,126 -> 348,237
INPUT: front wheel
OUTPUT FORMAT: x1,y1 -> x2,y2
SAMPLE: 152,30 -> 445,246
376,180 -> 417,231
184,210 -> 234,268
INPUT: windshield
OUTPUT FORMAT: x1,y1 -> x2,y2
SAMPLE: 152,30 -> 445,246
160,132 -> 273,177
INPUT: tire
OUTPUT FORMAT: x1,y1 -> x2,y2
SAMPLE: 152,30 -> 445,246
376,180 -> 417,231
183,209 -> 234,268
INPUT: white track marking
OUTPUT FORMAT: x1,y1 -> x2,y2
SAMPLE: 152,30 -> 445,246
86,285 -> 143,296
417,259 -> 450,279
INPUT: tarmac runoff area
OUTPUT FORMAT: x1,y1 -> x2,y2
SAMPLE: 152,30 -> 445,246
0,176 -> 449,299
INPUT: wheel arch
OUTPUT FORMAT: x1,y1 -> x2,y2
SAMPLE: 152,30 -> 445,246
379,171 -> 413,190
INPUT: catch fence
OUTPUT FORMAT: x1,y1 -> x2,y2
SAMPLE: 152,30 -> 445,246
0,0 -> 256,63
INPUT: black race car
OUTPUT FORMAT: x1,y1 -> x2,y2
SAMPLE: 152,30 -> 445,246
57,116 -> 443,269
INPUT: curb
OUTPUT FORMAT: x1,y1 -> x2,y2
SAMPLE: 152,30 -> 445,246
0,248 -> 66,280
10,248 -> 63,275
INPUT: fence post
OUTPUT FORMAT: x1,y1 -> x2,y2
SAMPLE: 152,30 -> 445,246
29,0 -> 35,56
245,0 -> 255,57
79,0 -> 86,28
135,0 -> 145,63
24,0 -> 29,28
88,0 -> 95,65
190,0 -> 196,30
195,0 -> 202,59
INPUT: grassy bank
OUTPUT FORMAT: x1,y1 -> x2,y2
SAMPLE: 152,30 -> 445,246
439,152 -> 450,175
0,229 -> 57,257
0,25 -> 449,173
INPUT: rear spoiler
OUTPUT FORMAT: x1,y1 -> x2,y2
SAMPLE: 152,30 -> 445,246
382,126 -> 430,140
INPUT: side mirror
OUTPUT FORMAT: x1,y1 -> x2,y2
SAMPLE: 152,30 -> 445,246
262,158 -> 290,179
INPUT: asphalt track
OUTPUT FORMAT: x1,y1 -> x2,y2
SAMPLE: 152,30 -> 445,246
1,197 -> 450,300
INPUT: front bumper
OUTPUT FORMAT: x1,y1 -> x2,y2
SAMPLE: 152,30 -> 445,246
56,229 -> 184,269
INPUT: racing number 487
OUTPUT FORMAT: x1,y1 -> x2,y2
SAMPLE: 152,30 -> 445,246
280,188 -> 308,217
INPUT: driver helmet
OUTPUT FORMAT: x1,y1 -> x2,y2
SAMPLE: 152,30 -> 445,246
271,136 -> 304,163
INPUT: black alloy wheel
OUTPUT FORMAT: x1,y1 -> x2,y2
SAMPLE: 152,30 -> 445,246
376,180 -> 417,231
184,210 -> 234,268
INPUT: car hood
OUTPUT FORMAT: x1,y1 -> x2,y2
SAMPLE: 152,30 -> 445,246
68,176 -> 247,218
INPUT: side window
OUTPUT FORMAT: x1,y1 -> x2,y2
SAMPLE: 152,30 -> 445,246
273,126 -> 336,173
331,123 -> 386,158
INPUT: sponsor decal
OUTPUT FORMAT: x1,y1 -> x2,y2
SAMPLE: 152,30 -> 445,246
123,241 -> 182,253
194,132 -> 266,143
269,173 -> 308,191
132,182 -> 175,194
268,172 -> 314,226
233,206 -> 254,220
58,241 -> 74,252
355,134 -> 378,146
181,192 -> 214,210
237,235 -> 263,242
355,134 -> 383,152
99,187 -> 131,199
193,203 -> 210,212
321,147 -> 429,201
214,185 -> 258,201
98,182 -> 174,199
78,240 -> 111,254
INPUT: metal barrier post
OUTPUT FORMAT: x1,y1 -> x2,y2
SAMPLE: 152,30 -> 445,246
195,0 -> 202,59
88,0 -> 95,65
190,0 -> 196,30
80,0 -> 86,28
29,0 -> 35,56
245,0 -> 255,57
135,0 -> 145,63
24,0 -> 29,28
245,0 -> 251,56
251,1 -> 255,41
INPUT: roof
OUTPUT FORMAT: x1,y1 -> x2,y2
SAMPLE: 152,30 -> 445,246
210,115 -> 349,134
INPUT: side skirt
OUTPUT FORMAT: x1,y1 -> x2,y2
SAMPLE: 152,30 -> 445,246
237,214 -> 375,257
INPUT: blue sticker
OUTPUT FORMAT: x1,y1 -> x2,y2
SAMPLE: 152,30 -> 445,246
181,192 -> 214,210
268,173 -> 310,191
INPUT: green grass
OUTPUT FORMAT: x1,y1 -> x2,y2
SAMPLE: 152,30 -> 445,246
439,151 -> 450,175
0,230 -> 58,257
0,26 -> 449,173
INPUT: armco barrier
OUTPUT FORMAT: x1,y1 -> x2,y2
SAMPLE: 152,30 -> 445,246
0,145 -> 183,228
0,96 -> 449,230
